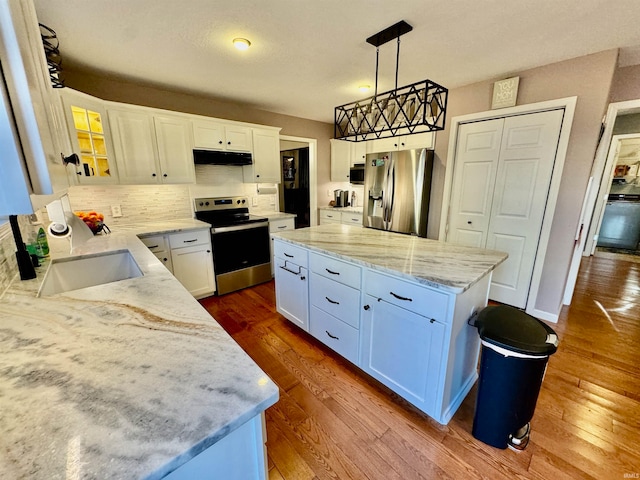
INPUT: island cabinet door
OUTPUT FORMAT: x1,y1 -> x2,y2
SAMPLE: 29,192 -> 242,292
274,256 -> 309,331
360,294 -> 445,417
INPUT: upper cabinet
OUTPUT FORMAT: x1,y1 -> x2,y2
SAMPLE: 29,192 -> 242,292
330,140 -> 366,182
192,119 -> 252,152
243,127 -> 282,184
366,132 -> 435,154
59,89 -> 118,184
109,107 -> 195,184
0,0 -> 69,216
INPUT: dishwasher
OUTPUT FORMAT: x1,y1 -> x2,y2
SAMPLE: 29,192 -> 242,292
597,193 -> 640,250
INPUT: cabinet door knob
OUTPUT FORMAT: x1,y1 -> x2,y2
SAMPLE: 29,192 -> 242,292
300,275 -> 306,281
207,250 -> 211,253
467,221 -> 472,225
363,305 -> 370,310
163,173 -> 168,177
227,141 -> 231,145
152,173 -> 157,177
218,140 -> 223,145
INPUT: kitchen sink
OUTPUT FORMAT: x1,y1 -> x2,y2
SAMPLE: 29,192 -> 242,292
38,249 -> 143,297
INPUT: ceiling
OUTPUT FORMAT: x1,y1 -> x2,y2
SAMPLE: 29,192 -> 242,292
33,0 -> 640,124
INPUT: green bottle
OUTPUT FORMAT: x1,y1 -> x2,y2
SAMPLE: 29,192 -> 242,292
36,227 -> 49,257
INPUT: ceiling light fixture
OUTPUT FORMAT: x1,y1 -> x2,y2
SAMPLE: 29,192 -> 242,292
233,38 -> 251,51
334,20 -> 448,142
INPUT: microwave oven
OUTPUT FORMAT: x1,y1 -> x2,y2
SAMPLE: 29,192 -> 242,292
349,163 -> 365,184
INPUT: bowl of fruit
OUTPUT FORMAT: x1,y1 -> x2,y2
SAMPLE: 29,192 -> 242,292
75,211 -> 110,235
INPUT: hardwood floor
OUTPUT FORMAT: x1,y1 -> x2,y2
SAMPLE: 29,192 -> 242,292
199,255 -> 640,479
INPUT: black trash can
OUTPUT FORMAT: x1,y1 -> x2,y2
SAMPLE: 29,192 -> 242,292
471,305 -> 558,450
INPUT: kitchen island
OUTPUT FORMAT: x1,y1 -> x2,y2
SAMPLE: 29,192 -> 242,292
272,224 -> 507,424
0,219 -> 278,479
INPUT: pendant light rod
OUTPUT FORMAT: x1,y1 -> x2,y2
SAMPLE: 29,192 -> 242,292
395,37 -> 400,91
375,47 -> 380,97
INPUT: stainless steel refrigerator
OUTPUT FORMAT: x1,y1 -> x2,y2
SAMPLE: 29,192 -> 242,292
363,148 -> 434,237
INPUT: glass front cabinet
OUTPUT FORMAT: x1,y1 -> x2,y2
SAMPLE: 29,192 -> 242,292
60,90 -> 118,184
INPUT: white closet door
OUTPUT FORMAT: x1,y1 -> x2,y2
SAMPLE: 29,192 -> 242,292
487,109 -> 563,307
448,109 -> 564,309
448,118 -> 504,248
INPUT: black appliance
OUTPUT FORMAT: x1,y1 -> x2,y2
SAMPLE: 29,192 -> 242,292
194,196 -> 271,295
349,163 -> 365,184
193,149 -> 252,165
597,193 -> 640,250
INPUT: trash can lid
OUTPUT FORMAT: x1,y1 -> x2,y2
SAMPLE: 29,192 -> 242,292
475,305 -> 558,356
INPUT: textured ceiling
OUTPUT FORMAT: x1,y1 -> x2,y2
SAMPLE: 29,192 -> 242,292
33,0 -> 640,124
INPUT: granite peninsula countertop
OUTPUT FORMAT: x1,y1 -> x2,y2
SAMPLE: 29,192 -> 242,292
319,206 -> 363,214
272,224 -> 507,293
0,219 -> 279,479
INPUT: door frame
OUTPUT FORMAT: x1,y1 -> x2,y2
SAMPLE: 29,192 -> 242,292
439,96 -> 577,322
279,135 -> 318,226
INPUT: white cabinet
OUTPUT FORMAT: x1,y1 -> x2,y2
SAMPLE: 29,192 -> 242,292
319,209 -> 341,225
139,234 -> 173,272
273,238 -> 493,425
110,108 -> 195,184
139,229 -> 215,298
319,209 -> 362,226
366,132 -> 434,154
361,293 -> 445,415
59,89 -> 118,184
154,115 -> 195,183
308,252 -> 361,364
244,128 -> 281,183
169,230 -> 215,298
330,140 -> 367,182
269,217 -> 296,275
273,241 -> 309,331
192,119 -> 252,152
109,109 -> 158,184
0,0 -> 69,215
164,413 -> 267,480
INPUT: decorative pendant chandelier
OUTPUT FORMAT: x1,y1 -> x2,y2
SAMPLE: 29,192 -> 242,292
334,21 -> 448,142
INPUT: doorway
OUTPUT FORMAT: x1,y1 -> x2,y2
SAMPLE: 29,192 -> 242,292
279,136 -> 318,227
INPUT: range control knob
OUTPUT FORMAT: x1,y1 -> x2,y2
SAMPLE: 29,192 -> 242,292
205,201 -> 210,206
198,202 -> 204,207
241,199 -> 246,204
237,199 -> 241,204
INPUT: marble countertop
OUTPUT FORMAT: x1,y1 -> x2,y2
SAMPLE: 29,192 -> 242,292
259,212 -> 297,220
0,219 -> 279,479
319,206 -> 363,213
272,224 -> 508,293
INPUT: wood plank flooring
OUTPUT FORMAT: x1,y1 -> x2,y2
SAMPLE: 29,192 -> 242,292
199,254 -> 640,479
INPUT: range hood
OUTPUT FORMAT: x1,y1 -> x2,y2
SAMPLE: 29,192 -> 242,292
193,149 -> 252,165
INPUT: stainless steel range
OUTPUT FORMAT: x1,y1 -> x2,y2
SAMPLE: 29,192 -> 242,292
194,196 -> 271,295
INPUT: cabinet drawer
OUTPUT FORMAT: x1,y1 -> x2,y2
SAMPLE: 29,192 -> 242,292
309,273 -> 360,328
310,306 -> 359,365
139,234 -> 168,253
168,229 -> 210,249
365,270 -> 448,321
273,240 -> 308,268
341,212 -> 362,226
320,209 -> 341,222
269,218 -> 295,233
309,252 -> 361,289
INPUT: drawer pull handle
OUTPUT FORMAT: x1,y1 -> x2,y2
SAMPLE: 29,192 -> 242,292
284,253 -> 294,258
325,296 -> 339,305
390,291 -> 412,302
430,318 -> 436,323
277,225 -> 287,229
325,268 -> 340,275
147,245 -> 159,249
325,330 -> 339,340
183,239 -> 198,243
363,305 -> 370,310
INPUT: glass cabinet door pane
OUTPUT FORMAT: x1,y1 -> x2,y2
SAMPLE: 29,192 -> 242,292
96,157 -> 110,177
93,135 -> 106,155
72,106 -> 89,131
77,132 -> 93,153
88,110 -> 103,133
81,155 -> 96,176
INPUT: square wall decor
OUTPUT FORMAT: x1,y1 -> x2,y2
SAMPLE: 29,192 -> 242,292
492,77 -> 519,109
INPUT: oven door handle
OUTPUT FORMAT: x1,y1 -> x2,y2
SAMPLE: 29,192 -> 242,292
212,222 -> 268,234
